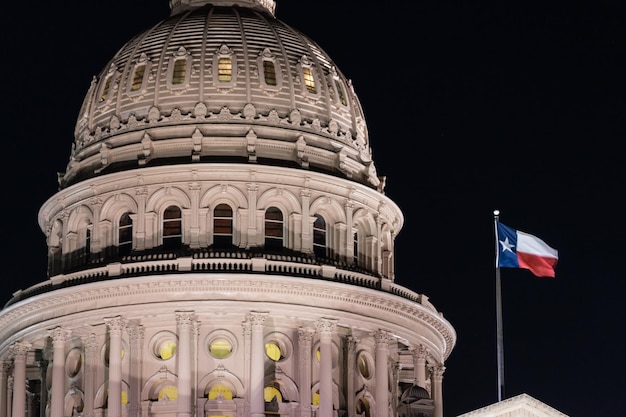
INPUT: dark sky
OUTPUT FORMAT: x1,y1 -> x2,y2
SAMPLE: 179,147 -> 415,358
3,1 -> 625,416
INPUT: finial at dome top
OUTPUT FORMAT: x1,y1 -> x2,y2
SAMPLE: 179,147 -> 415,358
169,0 -> 276,16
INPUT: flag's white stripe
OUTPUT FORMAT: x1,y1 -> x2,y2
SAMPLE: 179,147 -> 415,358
517,231 -> 558,259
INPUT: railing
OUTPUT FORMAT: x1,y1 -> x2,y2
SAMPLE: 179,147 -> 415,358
5,250 -> 434,313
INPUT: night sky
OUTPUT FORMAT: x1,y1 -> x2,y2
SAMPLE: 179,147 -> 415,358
2,1 -> 625,416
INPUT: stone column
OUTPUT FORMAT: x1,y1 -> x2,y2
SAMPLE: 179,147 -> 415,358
247,182 -> 259,246
104,316 -> 126,417
248,312 -> 268,417
431,365 -> 445,417
316,318 -> 337,417
82,334 -> 98,417
10,343 -> 31,417
176,311 -> 195,417
300,189 -> 311,252
374,330 -> 392,417
127,324 -> 144,417
345,336 -> 358,417
412,345 -> 427,388
297,328 -> 314,417
49,328 -> 70,417
0,360 -> 9,417
6,375 -> 12,417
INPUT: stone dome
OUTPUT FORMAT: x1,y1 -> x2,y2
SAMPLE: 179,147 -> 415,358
63,0 -> 379,190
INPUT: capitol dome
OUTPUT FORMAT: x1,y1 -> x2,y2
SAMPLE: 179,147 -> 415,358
0,1 -> 455,417
65,0 -> 378,190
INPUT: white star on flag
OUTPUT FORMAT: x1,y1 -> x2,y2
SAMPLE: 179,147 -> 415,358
499,237 -> 515,253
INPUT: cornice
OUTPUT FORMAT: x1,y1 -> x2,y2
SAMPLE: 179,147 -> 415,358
0,274 -> 455,360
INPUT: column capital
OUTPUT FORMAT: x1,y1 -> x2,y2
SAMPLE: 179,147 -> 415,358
82,333 -> 99,352
48,327 -> 72,346
373,329 -> 393,348
10,342 -> 32,360
316,318 -> 338,334
248,311 -> 269,327
104,316 -> 127,335
175,310 -> 196,327
297,327 -> 315,344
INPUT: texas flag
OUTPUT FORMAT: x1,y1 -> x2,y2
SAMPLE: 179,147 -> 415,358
496,222 -> 559,277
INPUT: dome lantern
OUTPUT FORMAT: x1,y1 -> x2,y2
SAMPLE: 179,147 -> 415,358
169,0 -> 276,16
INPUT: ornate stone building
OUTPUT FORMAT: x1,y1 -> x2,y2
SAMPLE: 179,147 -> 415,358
0,1 -> 456,416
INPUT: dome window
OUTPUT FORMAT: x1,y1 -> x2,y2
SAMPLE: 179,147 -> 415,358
127,53 -> 151,95
212,203 -> 233,248
213,44 -> 237,90
313,214 -> 327,258
303,67 -> 316,94
118,212 -> 133,256
297,55 -> 321,100
208,383 -> 233,400
329,66 -> 349,107
257,48 -> 282,94
264,207 -> 284,249
98,63 -> 119,104
163,206 -> 182,249
166,46 -> 191,90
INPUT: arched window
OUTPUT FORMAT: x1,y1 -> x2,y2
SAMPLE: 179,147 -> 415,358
264,207 -> 283,249
213,204 -> 233,248
353,231 -> 359,266
163,206 -> 182,249
313,214 -> 327,258
172,59 -> 187,85
118,212 -> 133,256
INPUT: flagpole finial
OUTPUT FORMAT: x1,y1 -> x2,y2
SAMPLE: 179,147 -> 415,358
493,209 -> 500,216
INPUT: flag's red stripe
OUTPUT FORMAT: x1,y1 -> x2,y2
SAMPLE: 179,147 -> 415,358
517,252 -> 558,278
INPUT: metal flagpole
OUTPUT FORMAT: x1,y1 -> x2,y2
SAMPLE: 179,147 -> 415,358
493,209 -> 505,402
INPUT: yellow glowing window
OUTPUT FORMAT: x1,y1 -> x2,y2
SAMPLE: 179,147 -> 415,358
218,58 -> 232,82
158,385 -> 178,401
303,67 -> 316,93
315,347 -> 321,362
208,383 -> 233,400
172,59 -> 187,85
263,60 -> 277,86
100,77 -> 112,102
264,386 -> 282,402
265,342 -> 282,361
158,341 -> 177,360
312,391 -> 320,406
209,339 -> 232,358
358,355 -> 370,378
131,65 -> 146,91
335,80 -> 347,106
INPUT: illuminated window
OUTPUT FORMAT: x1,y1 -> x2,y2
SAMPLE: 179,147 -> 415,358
152,335 -> 177,360
313,214 -> 327,258
163,206 -> 182,249
264,207 -> 283,249
265,341 -> 283,361
209,338 -> 233,359
218,57 -> 232,83
213,204 -> 233,248
263,60 -> 277,86
264,386 -> 282,402
302,67 -> 316,94
208,383 -> 233,400
158,385 -> 178,401
118,212 -> 133,256
172,58 -> 187,85
312,391 -> 320,406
